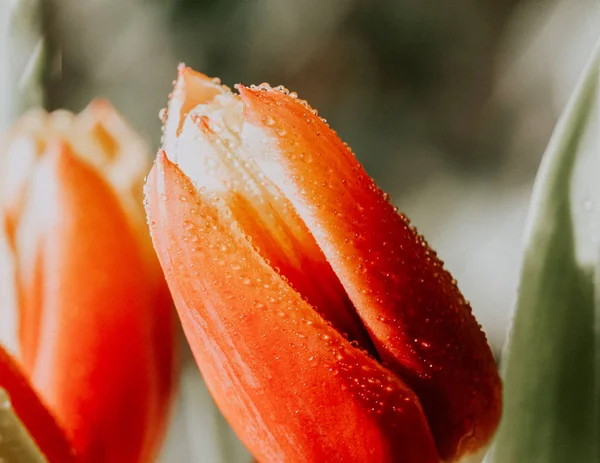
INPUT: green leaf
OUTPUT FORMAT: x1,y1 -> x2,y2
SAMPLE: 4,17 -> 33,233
492,40 -> 600,462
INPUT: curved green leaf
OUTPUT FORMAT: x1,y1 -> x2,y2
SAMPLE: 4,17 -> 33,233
493,40 -> 600,462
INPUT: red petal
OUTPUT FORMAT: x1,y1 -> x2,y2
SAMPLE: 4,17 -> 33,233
170,94 -> 377,355
238,86 -> 502,460
0,343 -> 77,462
15,142 -> 172,463
146,152 -> 440,463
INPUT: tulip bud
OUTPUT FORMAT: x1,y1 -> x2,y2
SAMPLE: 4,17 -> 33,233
145,65 -> 501,463
0,101 -> 176,463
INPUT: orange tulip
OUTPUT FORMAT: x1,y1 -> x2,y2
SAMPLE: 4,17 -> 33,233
145,65 -> 501,462
0,102 -> 176,463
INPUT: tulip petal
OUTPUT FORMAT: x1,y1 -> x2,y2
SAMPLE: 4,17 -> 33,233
237,86 -> 501,460
1,134 -> 39,251
163,64 -> 228,159
14,142 -> 163,463
168,94 -> 377,355
146,152 -> 440,463
0,344 -> 77,462
73,100 -> 179,448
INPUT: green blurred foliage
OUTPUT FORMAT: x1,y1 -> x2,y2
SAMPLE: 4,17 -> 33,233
159,0 -> 521,188
49,0 -> 526,193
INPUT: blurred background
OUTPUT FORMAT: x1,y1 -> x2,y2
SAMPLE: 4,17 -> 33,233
0,0 -> 598,461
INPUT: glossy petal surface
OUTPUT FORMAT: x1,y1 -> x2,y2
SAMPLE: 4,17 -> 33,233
146,152 -> 440,463
0,344 -> 76,462
237,86 -> 501,460
152,65 -> 501,462
167,81 -> 377,354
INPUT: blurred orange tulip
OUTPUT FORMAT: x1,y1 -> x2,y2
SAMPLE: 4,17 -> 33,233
0,102 -> 176,463
145,65 -> 501,463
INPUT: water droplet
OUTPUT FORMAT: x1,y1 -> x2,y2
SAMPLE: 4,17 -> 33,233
159,107 -> 168,123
